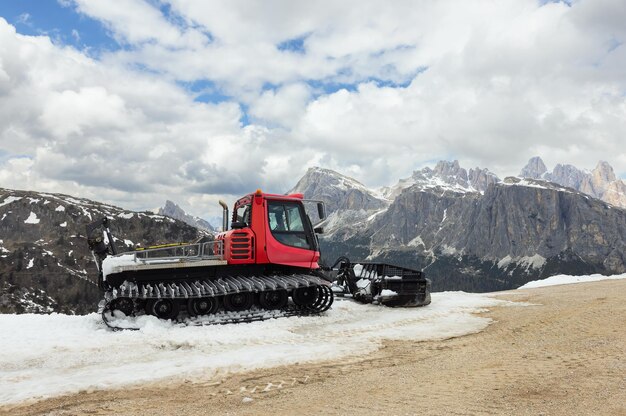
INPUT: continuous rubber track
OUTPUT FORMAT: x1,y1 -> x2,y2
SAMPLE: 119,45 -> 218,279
101,274 -> 334,330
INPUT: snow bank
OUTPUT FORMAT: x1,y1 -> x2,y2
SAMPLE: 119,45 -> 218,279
0,292 -> 506,405
518,273 -> 626,289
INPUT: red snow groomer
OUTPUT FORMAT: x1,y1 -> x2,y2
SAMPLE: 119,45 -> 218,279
87,190 -> 430,328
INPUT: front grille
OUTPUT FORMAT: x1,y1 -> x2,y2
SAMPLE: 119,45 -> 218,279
231,232 -> 254,260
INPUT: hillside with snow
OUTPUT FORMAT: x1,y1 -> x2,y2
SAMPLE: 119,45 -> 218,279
0,188 -> 204,314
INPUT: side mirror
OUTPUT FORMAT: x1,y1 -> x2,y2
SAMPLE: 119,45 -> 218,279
317,202 -> 326,220
314,226 -> 324,234
230,221 -> 247,229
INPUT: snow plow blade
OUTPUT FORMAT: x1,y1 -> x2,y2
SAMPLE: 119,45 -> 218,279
329,257 -> 431,307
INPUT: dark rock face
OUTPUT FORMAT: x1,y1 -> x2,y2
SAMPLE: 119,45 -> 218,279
288,161 -> 626,292
320,178 -> 626,292
0,188 -> 203,314
158,200 -> 216,232
288,167 -> 387,214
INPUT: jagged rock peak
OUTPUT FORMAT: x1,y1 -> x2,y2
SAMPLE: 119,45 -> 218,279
547,164 -> 588,190
592,161 -> 616,184
468,167 -> 500,192
161,200 -> 185,217
519,156 -> 547,179
292,167 -> 369,195
289,166 -> 387,213
517,158 -> 626,209
383,160 -> 500,199
158,200 -> 215,232
433,160 -> 468,182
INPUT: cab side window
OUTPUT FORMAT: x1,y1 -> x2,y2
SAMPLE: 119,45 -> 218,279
236,204 -> 251,226
268,202 -> 310,249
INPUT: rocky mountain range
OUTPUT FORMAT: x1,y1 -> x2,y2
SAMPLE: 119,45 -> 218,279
2,156 -> 625,313
291,159 -> 626,292
0,188 -> 204,314
519,156 -> 626,208
380,160 -> 500,200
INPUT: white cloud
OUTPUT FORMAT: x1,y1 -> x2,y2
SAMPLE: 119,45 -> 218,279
1,0 -> 626,220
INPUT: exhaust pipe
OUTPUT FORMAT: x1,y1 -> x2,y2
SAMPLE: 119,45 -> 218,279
218,200 -> 229,232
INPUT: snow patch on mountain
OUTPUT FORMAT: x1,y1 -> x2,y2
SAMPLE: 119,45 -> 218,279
24,212 -> 40,224
0,196 -> 22,208
519,254 -> 546,270
408,235 -> 425,247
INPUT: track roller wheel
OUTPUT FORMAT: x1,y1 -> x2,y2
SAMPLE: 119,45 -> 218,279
110,297 -> 134,316
311,285 -> 334,312
188,297 -> 219,316
223,292 -> 254,312
151,299 -> 179,320
258,290 -> 288,310
292,286 -> 318,307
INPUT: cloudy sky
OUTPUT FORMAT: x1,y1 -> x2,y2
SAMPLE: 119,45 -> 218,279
0,0 -> 625,220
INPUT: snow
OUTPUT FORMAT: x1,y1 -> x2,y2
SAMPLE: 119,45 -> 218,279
24,212 -> 40,224
0,196 -> 22,207
367,208 -> 388,222
26,258 -> 34,269
518,273 -> 626,289
356,278 -> 371,290
118,212 -> 134,219
497,255 -> 512,269
408,235 -> 425,247
0,291 -> 506,405
519,254 -> 546,270
102,254 -> 137,278
27,198 -> 41,204
383,275 -> 402,280
55,205 -> 66,212
60,222 -> 67,227
379,289 -> 398,297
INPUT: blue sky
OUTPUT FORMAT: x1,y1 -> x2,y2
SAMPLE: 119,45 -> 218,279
0,1 -> 116,51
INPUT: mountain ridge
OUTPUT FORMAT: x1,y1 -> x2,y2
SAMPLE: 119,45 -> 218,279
295,159 -> 626,292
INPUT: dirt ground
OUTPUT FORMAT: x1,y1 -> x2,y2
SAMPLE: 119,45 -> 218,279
3,279 -> 625,416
